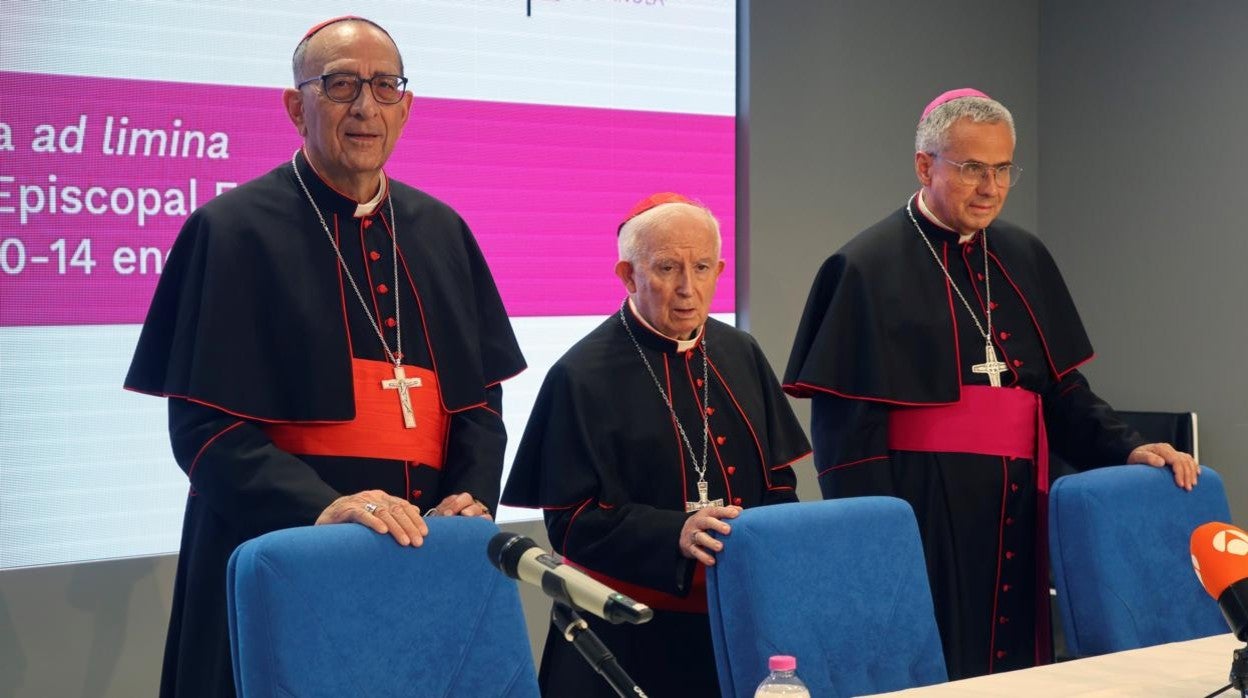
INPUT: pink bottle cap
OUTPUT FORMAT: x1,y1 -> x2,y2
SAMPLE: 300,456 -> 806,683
768,655 -> 797,672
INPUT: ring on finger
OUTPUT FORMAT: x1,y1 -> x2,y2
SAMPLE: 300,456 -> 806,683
364,502 -> 379,515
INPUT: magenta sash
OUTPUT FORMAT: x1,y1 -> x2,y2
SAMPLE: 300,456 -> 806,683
887,385 -> 1053,666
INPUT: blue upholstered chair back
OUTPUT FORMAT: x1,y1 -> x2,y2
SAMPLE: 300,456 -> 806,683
706,497 -> 947,698
226,518 -> 539,697
1049,464 -> 1230,657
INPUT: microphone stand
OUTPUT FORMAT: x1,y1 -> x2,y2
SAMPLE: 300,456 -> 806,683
1231,645 -> 1248,697
546,575 -> 648,698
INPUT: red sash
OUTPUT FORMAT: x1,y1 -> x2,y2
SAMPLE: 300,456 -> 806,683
887,385 -> 1053,666
565,559 -> 708,614
264,358 -> 448,466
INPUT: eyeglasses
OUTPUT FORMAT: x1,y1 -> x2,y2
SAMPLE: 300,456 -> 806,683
296,73 -> 409,104
934,156 -> 1021,188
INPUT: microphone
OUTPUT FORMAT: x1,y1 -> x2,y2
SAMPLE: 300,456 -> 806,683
487,532 -> 654,625
1190,521 -> 1248,640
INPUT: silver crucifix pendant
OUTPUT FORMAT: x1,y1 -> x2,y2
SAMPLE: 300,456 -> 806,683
685,480 -> 724,513
380,365 -> 422,429
971,341 -> 1008,388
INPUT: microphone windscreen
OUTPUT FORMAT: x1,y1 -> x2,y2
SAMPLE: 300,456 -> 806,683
1190,521 -> 1248,599
487,532 -> 537,578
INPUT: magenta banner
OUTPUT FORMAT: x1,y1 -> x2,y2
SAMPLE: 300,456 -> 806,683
0,71 -> 736,326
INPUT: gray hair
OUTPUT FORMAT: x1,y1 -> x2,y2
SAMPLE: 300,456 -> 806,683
915,96 -> 1015,153
292,17 -> 404,83
618,203 -> 722,264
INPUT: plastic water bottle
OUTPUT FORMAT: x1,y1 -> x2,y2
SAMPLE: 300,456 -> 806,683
754,655 -> 810,697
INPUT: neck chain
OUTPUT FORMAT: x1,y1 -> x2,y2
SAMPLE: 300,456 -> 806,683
906,196 -> 1008,387
618,302 -> 718,511
291,150 -> 401,368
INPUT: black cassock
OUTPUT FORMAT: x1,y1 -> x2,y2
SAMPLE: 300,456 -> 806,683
784,195 -> 1144,680
503,305 -> 810,698
125,151 -> 525,698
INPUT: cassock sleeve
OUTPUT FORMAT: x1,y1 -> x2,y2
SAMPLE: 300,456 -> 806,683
809,392 -> 891,499
504,362 -> 695,597
1042,369 -> 1147,469
169,399 -> 341,540
439,384 -> 506,510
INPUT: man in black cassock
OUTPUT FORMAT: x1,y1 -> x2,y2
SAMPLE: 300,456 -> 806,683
783,88 -> 1200,681
124,17 -> 525,698
502,193 -> 810,697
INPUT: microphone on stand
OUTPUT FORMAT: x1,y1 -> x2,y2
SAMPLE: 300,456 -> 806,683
487,532 -> 652,697
1190,522 -> 1248,697
1191,522 -> 1248,640
486,532 -> 653,625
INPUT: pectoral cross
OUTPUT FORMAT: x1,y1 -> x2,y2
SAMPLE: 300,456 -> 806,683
685,480 -> 724,513
971,342 -> 1008,388
381,365 -> 422,429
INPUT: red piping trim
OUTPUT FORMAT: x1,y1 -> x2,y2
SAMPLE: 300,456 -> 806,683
486,365 -> 527,387
963,244 -> 1019,387
783,381 -> 958,407
188,421 -> 245,480
944,241 -> 965,391
987,456 -> 1009,673
562,498 -> 594,556
686,349 -> 734,501
989,250 -> 1094,380
816,454 -> 888,477
663,355 -> 690,509
707,353 -> 771,490
146,392 -> 349,424
334,215 -> 357,361
771,450 -> 812,470
359,221 -> 387,345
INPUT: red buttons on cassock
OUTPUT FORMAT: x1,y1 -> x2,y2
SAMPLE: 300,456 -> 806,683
999,331 -> 1010,340
716,436 -> 726,445
369,251 -> 381,261
727,466 -> 736,475
999,616 -> 1009,624
989,301 -> 999,310
733,497 -> 743,506
376,284 -> 389,294
385,317 -> 397,328
695,378 -> 704,387
1011,483 -> 1020,492
1005,551 -> 1015,560
705,407 -> 715,416
1005,517 -> 1014,526
1002,584 -> 1011,592
1012,359 -> 1023,367
996,650 -> 1007,659
363,218 -> 374,228
411,489 -> 422,499
977,272 -> 985,281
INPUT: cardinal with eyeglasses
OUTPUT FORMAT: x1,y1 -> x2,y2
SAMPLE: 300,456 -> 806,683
124,16 -> 524,698
502,193 -> 811,697
783,88 -> 1201,680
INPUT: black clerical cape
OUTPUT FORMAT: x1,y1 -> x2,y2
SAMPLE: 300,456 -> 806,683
125,151 -> 525,698
503,306 -> 810,698
784,196 -> 1144,680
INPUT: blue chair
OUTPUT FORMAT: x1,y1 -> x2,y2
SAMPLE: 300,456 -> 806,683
227,518 -> 539,697
1049,464 -> 1231,657
706,498 -> 947,698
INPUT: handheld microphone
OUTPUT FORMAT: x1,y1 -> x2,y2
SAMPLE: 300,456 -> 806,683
487,532 -> 654,625
1190,521 -> 1248,641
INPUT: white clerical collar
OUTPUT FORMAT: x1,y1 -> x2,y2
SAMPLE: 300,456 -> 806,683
354,174 -> 388,218
627,298 -> 704,352
917,190 -> 976,243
